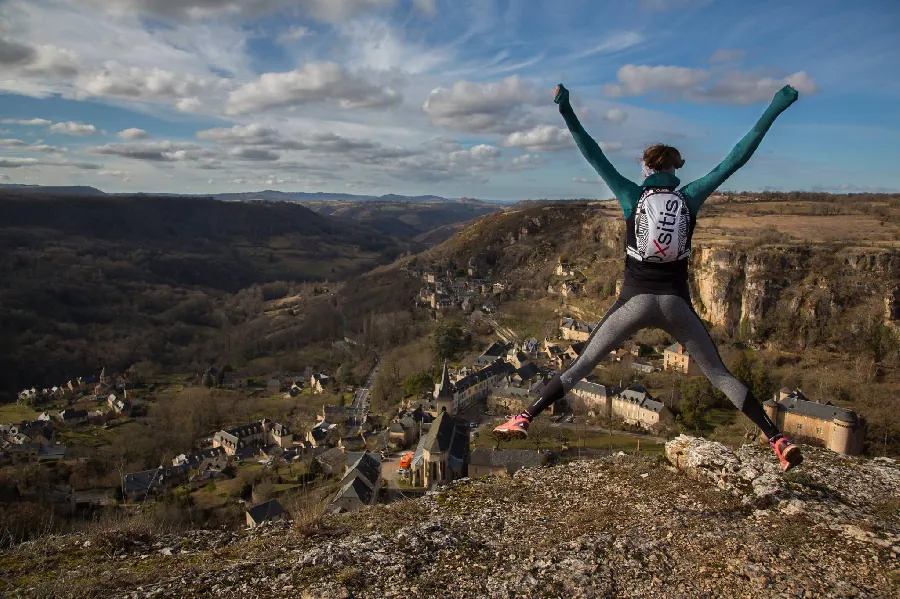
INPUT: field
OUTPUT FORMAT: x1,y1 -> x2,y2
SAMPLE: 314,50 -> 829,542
0,403 -> 40,423
474,427 -> 665,455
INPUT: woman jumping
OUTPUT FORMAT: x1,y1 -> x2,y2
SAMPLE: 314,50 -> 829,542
494,83 -> 803,471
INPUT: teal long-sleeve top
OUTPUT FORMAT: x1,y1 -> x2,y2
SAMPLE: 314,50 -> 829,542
560,100 -> 791,219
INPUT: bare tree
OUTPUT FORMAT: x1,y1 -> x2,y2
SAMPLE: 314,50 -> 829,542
528,418 -> 552,450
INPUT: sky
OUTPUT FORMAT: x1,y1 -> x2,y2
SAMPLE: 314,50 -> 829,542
0,0 -> 899,201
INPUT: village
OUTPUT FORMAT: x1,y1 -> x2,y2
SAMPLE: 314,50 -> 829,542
2,251 -> 868,529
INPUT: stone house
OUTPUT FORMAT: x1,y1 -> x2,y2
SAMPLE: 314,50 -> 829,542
310,374 -> 332,394
307,421 -> 337,447
434,359 -> 515,416
223,373 -> 249,389
316,447 -> 348,476
614,388 -> 673,429
567,381 -> 612,414
173,447 -> 229,478
388,416 -> 419,448
246,499 -> 285,528
123,464 -> 189,501
410,410 -> 469,489
212,419 -> 292,456
107,394 -> 132,416
318,404 -> 347,424
58,409 -> 88,426
764,389 -> 864,455
469,448 -> 549,478
8,421 -> 55,446
329,452 -> 382,513
559,318 -> 596,342
664,343 -> 702,376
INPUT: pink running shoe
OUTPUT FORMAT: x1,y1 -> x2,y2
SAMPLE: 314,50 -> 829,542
493,413 -> 531,439
770,436 -> 803,472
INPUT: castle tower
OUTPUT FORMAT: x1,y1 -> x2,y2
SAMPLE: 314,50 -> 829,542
829,414 -> 856,455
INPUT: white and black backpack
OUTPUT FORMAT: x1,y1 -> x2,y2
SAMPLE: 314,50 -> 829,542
625,188 -> 694,263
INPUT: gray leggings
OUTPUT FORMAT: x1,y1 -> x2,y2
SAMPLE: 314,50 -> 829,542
529,293 -> 779,437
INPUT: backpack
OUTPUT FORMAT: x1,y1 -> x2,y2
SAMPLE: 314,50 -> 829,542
625,188 -> 693,263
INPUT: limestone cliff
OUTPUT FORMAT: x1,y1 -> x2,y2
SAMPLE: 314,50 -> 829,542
690,245 -> 900,346
5,438 -> 898,598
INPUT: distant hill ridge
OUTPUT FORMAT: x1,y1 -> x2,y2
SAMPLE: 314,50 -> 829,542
0,184 -> 492,204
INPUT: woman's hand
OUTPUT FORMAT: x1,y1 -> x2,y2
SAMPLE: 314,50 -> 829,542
771,84 -> 799,112
553,83 -> 570,107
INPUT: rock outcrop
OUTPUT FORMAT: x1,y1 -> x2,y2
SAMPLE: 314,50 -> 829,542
5,438 -> 898,598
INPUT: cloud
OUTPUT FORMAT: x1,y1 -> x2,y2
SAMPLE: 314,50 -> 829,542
574,31 -> 645,59
277,26 -> 312,44
49,121 -> 99,136
502,125 -> 571,153
605,64 -> 818,104
76,63 -> 223,107
226,62 -> 402,114
117,128 -> 150,140
602,108 -> 628,124
228,147 -> 281,161
91,140 -> 213,162
0,174 -> 8,181
412,0 -> 437,16
0,139 -> 67,153
86,0 -> 397,22
0,118 -> 53,126
641,0 -> 714,11
686,70 -> 818,104
509,154 -> 545,171
0,158 -> 40,168
422,75 -> 538,134
708,49 -> 746,63
573,177 -> 603,184
604,65 -> 710,98
0,35 -> 81,78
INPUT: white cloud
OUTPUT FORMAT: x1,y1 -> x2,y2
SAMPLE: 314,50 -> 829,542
277,25 -> 312,44
91,140 -> 213,162
502,125 -> 571,153
598,141 -> 623,153
602,108 -> 628,124
412,0 -> 437,16
641,0 -> 713,11
48,121 -> 99,136
228,147 -> 281,161
509,154 -> 544,171
687,70 -> 818,104
574,31 -> 645,59
0,138 -> 28,148
176,97 -> 204,112
117,128 -> 150,140
76,63 -> 224,106
708,49 -> 746,63
0,35 -> 81,78
0,174 -> 9,181
85,0 -> 397,22
573,177 -> 603,184
604,65 -> 710,98
0,138 -> 67,153
605,64 -> 818,104
0,118 -> 52,126
422,76 -> 538,134
0,157 -> 41,168
226,62 -> 402,114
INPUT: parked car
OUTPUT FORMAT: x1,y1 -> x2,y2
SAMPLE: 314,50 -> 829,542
396,468 -> 409,477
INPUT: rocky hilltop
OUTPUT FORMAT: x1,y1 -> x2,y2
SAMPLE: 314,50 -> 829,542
415,195 -> 900,352
6,438 -> 898,598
